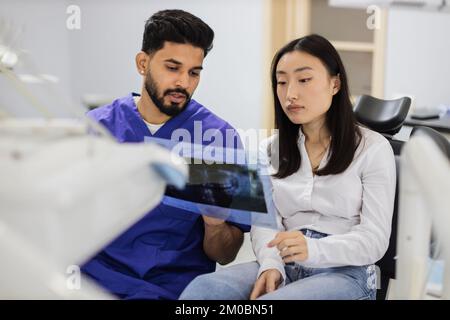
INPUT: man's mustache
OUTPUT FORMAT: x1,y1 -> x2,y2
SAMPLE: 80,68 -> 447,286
163,88 -> 190,99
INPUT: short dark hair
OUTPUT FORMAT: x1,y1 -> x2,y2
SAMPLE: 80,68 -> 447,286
270,34 -> 362,179
141,9 -> 214,57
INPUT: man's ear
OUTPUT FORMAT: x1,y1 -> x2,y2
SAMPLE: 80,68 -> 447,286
135,51 -> 149,75
332,73 -> 341,95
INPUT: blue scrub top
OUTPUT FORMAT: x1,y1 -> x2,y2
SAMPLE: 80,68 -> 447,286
81,93 -> 250,300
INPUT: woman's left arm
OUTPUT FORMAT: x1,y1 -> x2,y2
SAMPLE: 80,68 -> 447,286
298,140 -> 397,268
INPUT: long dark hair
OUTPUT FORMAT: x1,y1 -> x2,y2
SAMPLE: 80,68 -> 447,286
271,34 -> 361,179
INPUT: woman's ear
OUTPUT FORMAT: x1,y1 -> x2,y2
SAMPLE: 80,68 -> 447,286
332,73 -> 341,95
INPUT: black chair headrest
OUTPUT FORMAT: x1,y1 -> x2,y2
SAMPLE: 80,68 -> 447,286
354,95 -> 411,136
410,126 -> 450,160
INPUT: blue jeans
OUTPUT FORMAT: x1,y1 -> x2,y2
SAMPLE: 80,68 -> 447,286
179,229 -> 377,300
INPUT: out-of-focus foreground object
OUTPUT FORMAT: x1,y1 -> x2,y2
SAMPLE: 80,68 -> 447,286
0,119 -> 187,299
0,28 -> 188,298
390,131 -> 450,299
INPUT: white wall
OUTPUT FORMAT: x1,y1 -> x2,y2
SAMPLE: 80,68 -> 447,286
1,0 -> 265,130
70,0 -> 264,128
0,0 -> 73,117
384,8 -> 450,110
4,2 -> 450,128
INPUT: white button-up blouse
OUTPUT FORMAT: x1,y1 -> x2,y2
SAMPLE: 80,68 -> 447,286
251,126 -> 396,282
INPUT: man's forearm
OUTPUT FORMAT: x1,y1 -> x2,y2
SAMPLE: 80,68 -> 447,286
203,223 -> 244,265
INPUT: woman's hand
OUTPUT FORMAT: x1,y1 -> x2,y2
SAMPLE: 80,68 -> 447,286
250,269 -> 282,300
268,230 -> 309,263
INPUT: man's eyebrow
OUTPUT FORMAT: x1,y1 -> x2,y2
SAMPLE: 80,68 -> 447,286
164,58 -> 182,65
276,66 -> 313,75
164,59 -> 203,70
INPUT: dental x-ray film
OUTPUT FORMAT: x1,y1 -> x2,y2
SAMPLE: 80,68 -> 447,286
144,136 -> 279,229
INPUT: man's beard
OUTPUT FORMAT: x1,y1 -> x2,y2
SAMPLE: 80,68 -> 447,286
144,71 -> 191,117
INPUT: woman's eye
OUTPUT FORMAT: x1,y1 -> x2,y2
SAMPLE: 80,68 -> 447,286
299,78 -> 312,83
277,81 -> 286,85
167,66 -> 178,71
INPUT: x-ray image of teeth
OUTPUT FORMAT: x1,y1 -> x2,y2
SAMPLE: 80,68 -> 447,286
144,136 -> 279,229
165,159 -> 268,214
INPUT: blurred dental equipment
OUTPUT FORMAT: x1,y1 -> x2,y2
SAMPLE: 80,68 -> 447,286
0,33 -> 188,299
390,133 -> 450,299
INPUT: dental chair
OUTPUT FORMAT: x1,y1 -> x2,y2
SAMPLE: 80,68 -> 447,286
353,95 -> 410,299
354,94 -> 450,299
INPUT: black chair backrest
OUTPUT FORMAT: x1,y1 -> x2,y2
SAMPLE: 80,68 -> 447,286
354,95 -> 411,136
